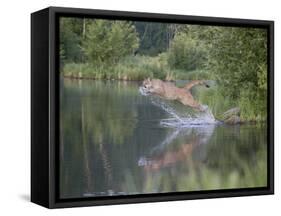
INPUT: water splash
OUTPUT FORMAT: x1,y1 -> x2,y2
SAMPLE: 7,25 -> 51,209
150,98 -> 183,123
160,106 -> 217,128
150,96 -> 217,128
139,86 -> 150,96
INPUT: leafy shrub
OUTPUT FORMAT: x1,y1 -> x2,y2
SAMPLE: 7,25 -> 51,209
167,33 -> 207,71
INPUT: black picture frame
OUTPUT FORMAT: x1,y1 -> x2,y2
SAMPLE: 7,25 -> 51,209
31,6 -> 274,209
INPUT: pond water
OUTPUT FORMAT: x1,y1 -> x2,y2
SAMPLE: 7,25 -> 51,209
60,79 -> 267,199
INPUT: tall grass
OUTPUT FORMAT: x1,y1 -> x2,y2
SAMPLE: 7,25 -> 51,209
62,54 -> 210,81
195,85 -> 236,119
195,85 -> 267,122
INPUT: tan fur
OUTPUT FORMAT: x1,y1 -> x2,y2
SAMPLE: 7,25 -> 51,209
141,78 -> 209,111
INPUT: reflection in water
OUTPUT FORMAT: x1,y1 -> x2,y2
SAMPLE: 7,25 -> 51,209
60,79 -> 267,199
138,126 -> 214,170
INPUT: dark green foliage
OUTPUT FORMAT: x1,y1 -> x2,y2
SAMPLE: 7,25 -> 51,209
134,22 -> 176,56
174,25 -> 268,121
60,18 -> 84,64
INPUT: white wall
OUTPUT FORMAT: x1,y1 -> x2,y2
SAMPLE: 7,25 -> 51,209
0,0 -> 279,214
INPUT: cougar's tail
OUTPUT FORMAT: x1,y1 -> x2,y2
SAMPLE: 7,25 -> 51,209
184,80 -> 209,90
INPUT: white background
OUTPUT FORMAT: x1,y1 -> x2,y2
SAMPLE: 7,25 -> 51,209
0,0 -> 279,214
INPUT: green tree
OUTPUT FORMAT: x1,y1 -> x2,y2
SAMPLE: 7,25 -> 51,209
83,20 -> 139,66
167,33 -> 207,71
208,27 -> 267,120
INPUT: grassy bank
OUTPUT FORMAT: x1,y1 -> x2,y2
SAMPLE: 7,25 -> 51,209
196,85 -> 267,122
62,55 -> 210,81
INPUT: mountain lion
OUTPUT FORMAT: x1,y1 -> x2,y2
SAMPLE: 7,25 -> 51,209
140,78 -> 209,111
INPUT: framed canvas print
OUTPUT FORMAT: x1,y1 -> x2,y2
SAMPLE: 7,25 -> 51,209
31,6 -> 274,208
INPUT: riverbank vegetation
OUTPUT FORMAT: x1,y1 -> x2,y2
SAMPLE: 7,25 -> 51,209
60,17 -> 267,122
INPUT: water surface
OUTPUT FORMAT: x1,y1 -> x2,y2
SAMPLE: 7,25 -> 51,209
60,79 -> 267,199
